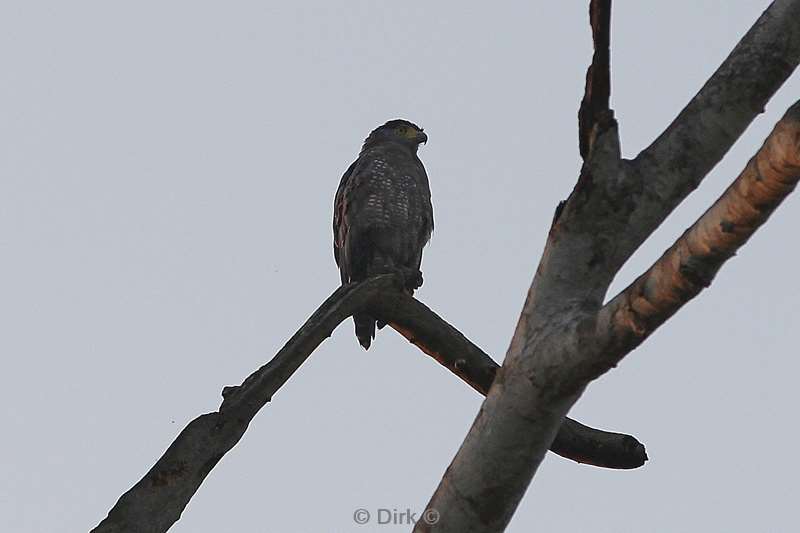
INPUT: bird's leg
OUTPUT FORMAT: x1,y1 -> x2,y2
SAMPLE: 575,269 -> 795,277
375,268 -> 422,332
400,268 -> 423,291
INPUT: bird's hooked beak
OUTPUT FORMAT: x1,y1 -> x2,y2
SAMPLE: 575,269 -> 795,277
415,131 -> 428,145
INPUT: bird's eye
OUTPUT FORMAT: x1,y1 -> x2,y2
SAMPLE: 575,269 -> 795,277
396,126 -> 407,135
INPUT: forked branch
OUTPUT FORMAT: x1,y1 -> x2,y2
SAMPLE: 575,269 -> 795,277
593,102 -> 800,377
612,0 -> 800,272
416,3 -> 800,532
93,276 -> 645,533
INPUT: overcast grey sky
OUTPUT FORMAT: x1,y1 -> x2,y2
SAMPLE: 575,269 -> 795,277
2,2 -> 798,532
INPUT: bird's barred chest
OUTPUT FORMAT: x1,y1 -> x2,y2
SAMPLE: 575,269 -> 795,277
355,157 -> 425,228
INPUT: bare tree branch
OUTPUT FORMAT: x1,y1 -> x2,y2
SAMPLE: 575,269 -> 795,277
578,0 -> 612,160
607,0 -> 800,273
373,294 -> 647,469
591,102 -> 800,378
91,275 -> 399,533
416,2 -> 800,531
93,276 -> 645,533
556,0 -> 616,228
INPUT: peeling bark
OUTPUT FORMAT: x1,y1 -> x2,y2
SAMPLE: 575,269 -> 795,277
417,2 -> 800,531
595,103 -> 800,376
578,0 -> 612,160
613,0 -> 800,273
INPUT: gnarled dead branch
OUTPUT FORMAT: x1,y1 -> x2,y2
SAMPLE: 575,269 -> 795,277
93,275 -> 645,533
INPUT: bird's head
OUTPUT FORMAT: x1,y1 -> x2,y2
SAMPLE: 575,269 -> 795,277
361,119 -> 428,153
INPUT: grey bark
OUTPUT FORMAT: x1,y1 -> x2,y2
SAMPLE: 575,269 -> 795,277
416,1 -> 800,531
596,103 -> 800,374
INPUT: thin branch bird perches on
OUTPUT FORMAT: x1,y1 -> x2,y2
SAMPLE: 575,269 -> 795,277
92,275 -> 646,533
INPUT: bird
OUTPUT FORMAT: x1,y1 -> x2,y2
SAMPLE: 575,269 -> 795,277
333,119 -> 434,349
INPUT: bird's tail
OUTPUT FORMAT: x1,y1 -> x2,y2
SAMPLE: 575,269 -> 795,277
354,313 -> 376,350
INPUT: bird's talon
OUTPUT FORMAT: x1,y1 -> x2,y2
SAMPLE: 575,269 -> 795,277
403,269 -> 423,290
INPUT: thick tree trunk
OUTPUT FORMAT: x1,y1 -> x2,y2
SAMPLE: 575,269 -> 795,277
416,1 -> 800,531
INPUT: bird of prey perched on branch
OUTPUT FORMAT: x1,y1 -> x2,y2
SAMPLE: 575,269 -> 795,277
333,119 -> 434,349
